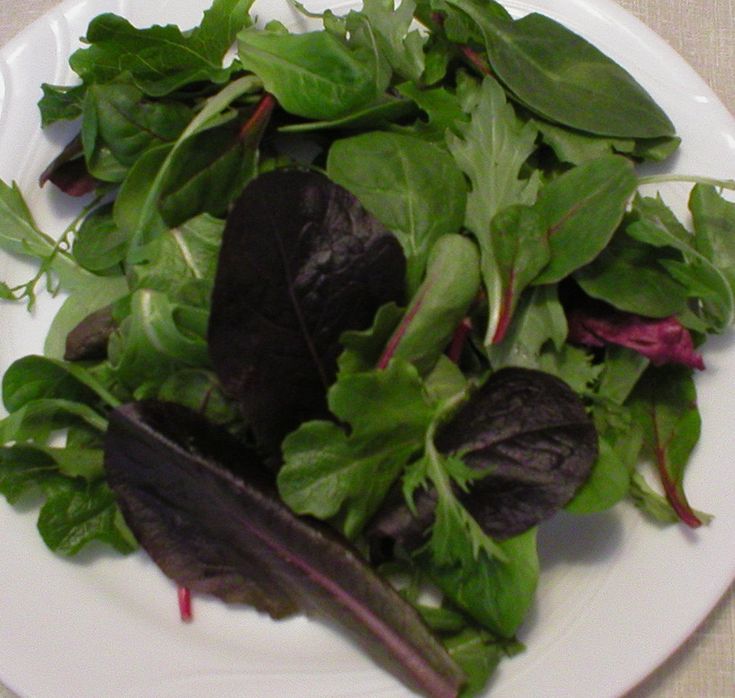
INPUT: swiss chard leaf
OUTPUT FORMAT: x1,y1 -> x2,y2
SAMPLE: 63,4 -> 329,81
327,131 -> 467,294
376,235 -> 481,376
628,366 -> 707,528
104,400 -> 466,698
208,169 -> 406,457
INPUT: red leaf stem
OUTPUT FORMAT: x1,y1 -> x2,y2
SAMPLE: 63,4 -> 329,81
238,93 -> 277,143
447,318 -> 472,363
178,585 -> 193,622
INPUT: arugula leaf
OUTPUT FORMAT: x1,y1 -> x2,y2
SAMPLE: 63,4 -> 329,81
344,0 -> 426,83
327,131 -> 467,293
69,0 -> 254,95
278,359 -> 436,538
446,75 -> 540,237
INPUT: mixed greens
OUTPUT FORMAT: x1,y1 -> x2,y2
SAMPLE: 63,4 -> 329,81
1,0 -> 735,695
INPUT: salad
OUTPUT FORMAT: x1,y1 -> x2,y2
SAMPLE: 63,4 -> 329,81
0,0 -> 734,696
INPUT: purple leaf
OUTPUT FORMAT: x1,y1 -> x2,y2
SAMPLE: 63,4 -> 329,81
208,169 -> 405,459
39,134 -> 100,197
368,368 -> 598,551
104,401 -> 465,698
567,306 -> 704,370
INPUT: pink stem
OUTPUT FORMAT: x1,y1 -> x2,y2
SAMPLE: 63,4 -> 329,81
178,586 -> 193,622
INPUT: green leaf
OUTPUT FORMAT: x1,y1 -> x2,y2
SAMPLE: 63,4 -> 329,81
487,285 -> 567,370
690,184 -> 735,294
444,628 -> 507,698
327,131 -> 467,293
238,25 -> 385,119
0,399 -> 107,444
574,230 -> 689,318
37,478 -> 137,555
43,274 -> 129,359
446,76 -> 540,238
278,360 -> 436,538
107,288 -> 210,392
377,235 -> 481,375
629,366 -> 707,528
483,204 -> 550,344
69,0 -> 254,95
38,83 -> 86,127
157,369 -> 240,426
533,155 -> 638,284
447,1 -> 675,137
344,0 -> 426,82
113,75 -> 260,250
82,82 -> 193,181
3,355 -> 120,413
420,526 -> 539,638
565,435 -> 631,514
72,204 -> 129,273
338,302 -> 404,375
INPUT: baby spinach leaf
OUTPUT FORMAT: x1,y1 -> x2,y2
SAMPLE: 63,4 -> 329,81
0,399 -> 107,445
278,359 -> 435,538
208,169 -> 406,457
70,0 -> 254,95
81,82 -> 193,181
238,26 -> 385,120
574,230 -> 689,318
112,74 -> 261,245
532,155 -> 637,284
447,0 -> 675,138
72,204 -> 128,273
104,400 -> 466,698
327,131 -> 467,294
629,366 -> 706,528
377,235 -> 481,375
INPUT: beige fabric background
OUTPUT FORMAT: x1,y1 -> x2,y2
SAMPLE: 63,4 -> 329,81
0,1 -> 733,696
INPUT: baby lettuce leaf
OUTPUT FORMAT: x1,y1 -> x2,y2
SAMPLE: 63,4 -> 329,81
279,359 -> 436,539
532,155 -> 637,285
104,400 -> 466,698
446,0 -> 675,138
208,169 -> 405,458
238,26 -> 386,120
690,184 -> 735,292
327,131 -> 467,294
69,0 -> 254,95
377,235 -> 481,376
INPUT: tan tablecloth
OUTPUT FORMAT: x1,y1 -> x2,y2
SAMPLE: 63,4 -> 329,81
0,1 -> 733,696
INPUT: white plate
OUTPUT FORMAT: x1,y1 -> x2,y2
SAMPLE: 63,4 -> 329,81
1,1 -> 733,697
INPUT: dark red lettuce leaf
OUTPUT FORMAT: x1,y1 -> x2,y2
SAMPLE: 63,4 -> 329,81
567,307 -> 704,370
368,368 -> 598,553
104,401 -> 464,698
208,169 -> 406,459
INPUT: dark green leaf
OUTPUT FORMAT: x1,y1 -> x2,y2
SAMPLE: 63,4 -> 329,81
38,83 -> 86,126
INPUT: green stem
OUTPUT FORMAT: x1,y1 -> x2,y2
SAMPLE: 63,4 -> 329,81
638,174 -> 735,191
